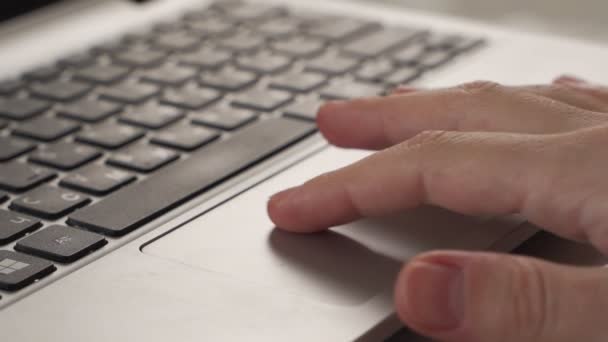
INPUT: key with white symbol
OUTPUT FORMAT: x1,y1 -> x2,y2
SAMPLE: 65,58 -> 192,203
107,144 -> 179,173
0,162 -> 56,192
10,186 -> 90,219
29,142 -> 102,170
16,225 -> 107,263
0,209 -> 42,244
60,165 -> 136,196
0,250 -> 55,291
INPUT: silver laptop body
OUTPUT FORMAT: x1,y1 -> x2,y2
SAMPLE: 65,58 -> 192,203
2,0 -> 606,340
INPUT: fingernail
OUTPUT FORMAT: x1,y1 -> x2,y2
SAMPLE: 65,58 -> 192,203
269,187 -> 299,209
398,260 -> 465,331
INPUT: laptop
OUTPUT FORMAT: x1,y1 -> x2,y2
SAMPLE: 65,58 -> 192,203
1,0 -> 604,340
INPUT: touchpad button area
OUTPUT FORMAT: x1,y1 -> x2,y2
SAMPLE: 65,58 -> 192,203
142,147 -> 518,306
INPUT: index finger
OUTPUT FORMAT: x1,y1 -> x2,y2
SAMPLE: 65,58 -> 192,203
267,130 -> 553,233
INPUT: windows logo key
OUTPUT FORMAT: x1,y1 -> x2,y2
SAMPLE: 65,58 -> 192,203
0,251 -> 56,291
0,258 -> 30,275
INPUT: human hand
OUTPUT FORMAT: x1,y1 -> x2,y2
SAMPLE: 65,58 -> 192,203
267,76 -> 608,342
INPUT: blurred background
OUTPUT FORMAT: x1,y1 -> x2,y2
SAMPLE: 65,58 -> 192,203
357,0 -> 608,45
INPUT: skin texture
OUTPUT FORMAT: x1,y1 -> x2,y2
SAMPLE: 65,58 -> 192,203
267,76 -> 608,342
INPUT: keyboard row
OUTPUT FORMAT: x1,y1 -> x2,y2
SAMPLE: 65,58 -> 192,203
0,116 -> 316,292
0,0 -> 484,296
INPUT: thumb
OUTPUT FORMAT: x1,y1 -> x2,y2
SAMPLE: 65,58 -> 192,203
395,251 -> 608,342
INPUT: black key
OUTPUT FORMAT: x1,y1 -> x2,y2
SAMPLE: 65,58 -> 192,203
107,145 -> 179,173
308,18 -> 379,42
0,79 -> 23,95
23,65 -> 61,81
160,87 -> 222,110
320,81 -> 384,100
0,163 -> 56,192
0,210 -> 41,245
218,32 -> 265,53
177,47 -> 232,69
0,137 -> 35,161
74,65 -> 130,84
392,43 -> 427,65
13,117 -> 80,142
282,98 -> 322,121
199,68 -> 258,92
0,192 -> 7,203
271,36 -> 325,58
343,27 -> 423,58
16,225 -> 107,263
119,104 -> 184,129
417,50 -> 453,69
68,117 -> 316,236
235,51 -> 292,74
114,49 -> 167,68
0,98 -> 51,121
0,250 -> 55,291
57,99 -> 122,123
231,88 -> 292,112
11,185 -> 90,220
58,52 -> 94,67
60,166 -> 135,196
151,124 -> 220,151
76,123 -> 144,149
384,66 -> 422,86
269,72 -> 326,93
0,119 -> 6,129
98,82 -> 160,104
140,65 -> 196,86
192,107 -> 257,130
29,81 -> 92,102
154,32 -> 200,51
304,53 -> 359,76
29,142 -> 101,170
355,60 -> 394,82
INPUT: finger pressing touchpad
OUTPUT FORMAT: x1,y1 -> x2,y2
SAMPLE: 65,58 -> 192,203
142,147 -> 521,306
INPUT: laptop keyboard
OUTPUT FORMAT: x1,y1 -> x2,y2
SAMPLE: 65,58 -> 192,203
0,0 -> 483,298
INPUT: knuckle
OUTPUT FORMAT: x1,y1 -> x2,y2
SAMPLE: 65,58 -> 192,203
508,257 -> 552,340
402,130 -> 454,150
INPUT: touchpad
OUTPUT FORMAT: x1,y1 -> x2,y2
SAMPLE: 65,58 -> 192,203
142,147 -> 521,306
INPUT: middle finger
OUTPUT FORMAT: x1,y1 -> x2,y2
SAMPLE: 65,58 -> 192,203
317,81 -> 606,150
